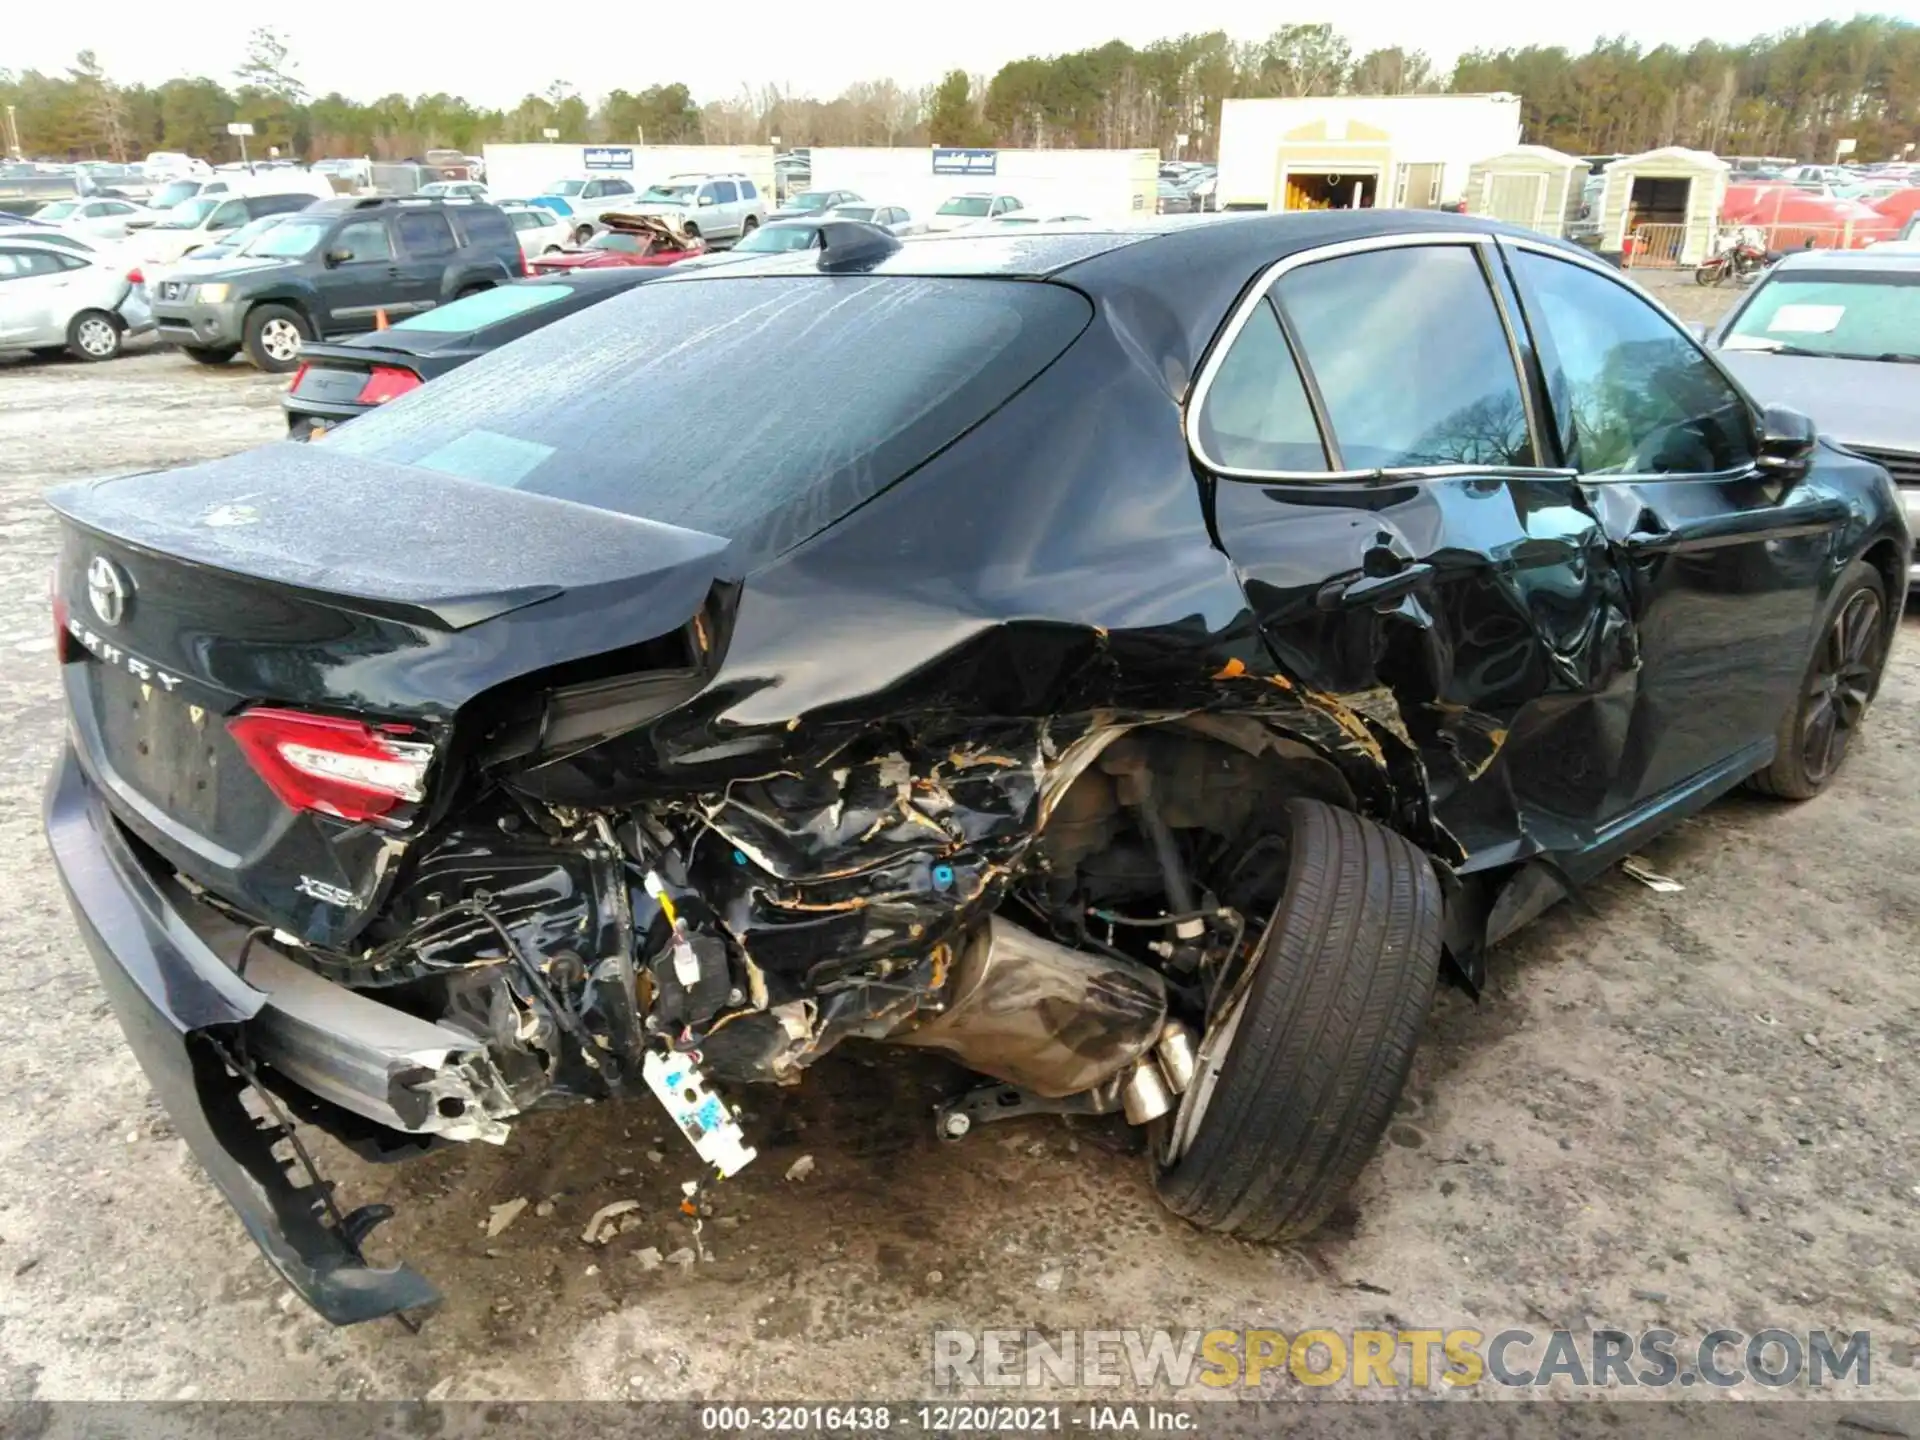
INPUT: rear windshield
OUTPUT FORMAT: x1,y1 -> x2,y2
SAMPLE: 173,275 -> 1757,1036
393,283 -> 574,332
324,275 -> 1091,561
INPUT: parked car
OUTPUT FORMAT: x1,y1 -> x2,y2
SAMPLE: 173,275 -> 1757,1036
1709,247 -> 1920,586
502,203 -> 570,260
146,212 -> 295,273
927,191 -> 1026,231
149,196 -> 524,371
141,152 -> 212,181
768,188 -> 862,221
983,209 -> 1094,227
0,234 -> 152,360
527,214 -> 704,272
424,150 -> 475,182
419,181 -> 490,202
42,212 -> 1909,1324
533,177 -> 640,242
622,173 -> 767,246
282,269 -> 667,439
134,193 -> 320,267
669,217 -> 893,269
1156,179 -> 1198,215
29,197 -> 154,240
822,202 -> 921,235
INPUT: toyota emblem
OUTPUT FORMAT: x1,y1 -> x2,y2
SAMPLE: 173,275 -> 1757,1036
86,556 -> 131,627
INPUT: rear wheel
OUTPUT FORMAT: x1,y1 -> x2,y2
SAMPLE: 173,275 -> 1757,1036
181,345 -> 237,366
1750,559 -> 1889,800
243,304 -> 309,373
1693,262 -> 1724,286
1155,799 -> 1443,1242
453,283 -> 490,299
573,224 -> 595,245
683,222 -> 701,243
741,216 -> 759,236
67,309 -> 122,362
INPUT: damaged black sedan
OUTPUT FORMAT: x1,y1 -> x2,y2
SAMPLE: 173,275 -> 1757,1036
45,213 -> 1907,1323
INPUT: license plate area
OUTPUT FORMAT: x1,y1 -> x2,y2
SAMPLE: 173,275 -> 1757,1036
90,664 -> 229,834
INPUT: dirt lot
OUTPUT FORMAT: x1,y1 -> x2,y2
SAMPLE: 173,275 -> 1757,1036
0,273 -> 1915,1404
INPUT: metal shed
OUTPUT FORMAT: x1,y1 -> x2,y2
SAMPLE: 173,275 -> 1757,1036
1463,145 -> 1586,237
1599,147 -> 1730,267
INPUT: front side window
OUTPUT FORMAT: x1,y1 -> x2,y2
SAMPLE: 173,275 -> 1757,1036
939,196 -> 992,218
709,181 -> 738,204
208,199 -> 248,230
1515,250 -> 1756,475
1194,297 -> 1327,473
604,179 -> 634,196
1276,244 -> 1535,469
396,211 -> 456,258
333,220 -> 394,264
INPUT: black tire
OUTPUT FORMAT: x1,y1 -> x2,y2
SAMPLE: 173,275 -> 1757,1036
242,303 -> 309,373
453,283 -> 490,299
1750,559 -> 1890,800
287,416 -> 325,442
1155,798 -> 1443,1242
181,345 -> 237,366
66,309 -> 122,362
573,224 -> 595,245
1693,263 -> 1722,286
741,216 -> 759,235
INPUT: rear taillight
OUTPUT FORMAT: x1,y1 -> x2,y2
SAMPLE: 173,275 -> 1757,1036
50,569 -> 73,663
521,251 -> 532,277
126,267 -> 144,285
228,708 -> 435,823
288,363 -> 309,393
356,365 -> 421,405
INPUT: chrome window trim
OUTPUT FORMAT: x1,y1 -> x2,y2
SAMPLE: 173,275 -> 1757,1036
1186,230 -> 1569,484
1499,235 -> 1762,486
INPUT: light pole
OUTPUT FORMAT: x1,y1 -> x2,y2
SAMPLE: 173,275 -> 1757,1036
4,105 -> 21,160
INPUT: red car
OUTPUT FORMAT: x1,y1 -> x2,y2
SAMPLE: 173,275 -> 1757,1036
529,214 -> 703,272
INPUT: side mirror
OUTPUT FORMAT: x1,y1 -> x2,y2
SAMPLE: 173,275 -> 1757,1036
324,248 -> 353,267
698,193 -> 716,207
1756,404 -> 1818,480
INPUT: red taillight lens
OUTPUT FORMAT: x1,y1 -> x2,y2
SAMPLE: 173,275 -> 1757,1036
521,251 -> 532,277
356,365 -> 421,405
288,363 -> 309,394
50,569 -> 73,663
126,267 -> 144,285
228,708 -> 435,823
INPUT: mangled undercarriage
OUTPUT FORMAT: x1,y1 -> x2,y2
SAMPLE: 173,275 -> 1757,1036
276,699 -> 1433,1215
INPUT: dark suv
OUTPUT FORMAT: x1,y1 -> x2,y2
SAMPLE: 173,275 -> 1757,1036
150,197 -> 525,371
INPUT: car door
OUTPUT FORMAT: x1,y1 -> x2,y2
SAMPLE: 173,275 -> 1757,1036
310,217 -> 402,334
1500,239 -> 1845,812
703,180 -> 740,239
0,247 -> 88,344
1198,232 -> 1640,882
389,209 -> 459,317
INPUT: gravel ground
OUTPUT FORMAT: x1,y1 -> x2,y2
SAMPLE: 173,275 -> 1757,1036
0,276 -> 1915,1405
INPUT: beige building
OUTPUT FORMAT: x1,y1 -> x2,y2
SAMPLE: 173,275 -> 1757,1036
1463,145 -> 1588,237
1216,94 -> 1523,212
1598,147 -> 1730,266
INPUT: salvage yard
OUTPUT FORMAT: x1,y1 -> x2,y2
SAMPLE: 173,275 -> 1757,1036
0,272 -> 1916,1402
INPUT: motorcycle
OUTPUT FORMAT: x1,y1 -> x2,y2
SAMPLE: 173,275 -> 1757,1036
1694,234 -> 1772,286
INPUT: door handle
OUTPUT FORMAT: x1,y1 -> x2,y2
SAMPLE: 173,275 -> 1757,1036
1316,562 -> 1434,612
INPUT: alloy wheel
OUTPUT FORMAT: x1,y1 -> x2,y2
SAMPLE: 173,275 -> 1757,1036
260,319 -> 302,363
76,317 -> 117,357
1801,588 -> 1883,785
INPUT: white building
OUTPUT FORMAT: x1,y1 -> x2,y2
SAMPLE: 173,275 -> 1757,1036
806,148 -> 1159,223
1216,95 -> 1523,212
481,144 -> 776,204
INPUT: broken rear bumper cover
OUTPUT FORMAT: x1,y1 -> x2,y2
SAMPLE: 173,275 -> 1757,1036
43,745 -> 514,1324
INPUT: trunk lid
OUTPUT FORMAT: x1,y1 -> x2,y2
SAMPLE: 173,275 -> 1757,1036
50,444 -> 732,947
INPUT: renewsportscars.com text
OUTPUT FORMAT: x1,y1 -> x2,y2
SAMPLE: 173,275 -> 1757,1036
931,1327 -> 1873,1391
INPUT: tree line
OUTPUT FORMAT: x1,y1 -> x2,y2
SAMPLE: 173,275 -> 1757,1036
5,18 -> 1917,169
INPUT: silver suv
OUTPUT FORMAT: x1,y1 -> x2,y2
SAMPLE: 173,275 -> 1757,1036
625,173 -> 768,247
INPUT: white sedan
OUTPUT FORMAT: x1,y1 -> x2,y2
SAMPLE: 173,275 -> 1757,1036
980,209 -> 1094,228
503,203 -> 571,259
823,202 -> 925,236
420,180 -> 491,202
0,235 -> 152,361
926,192 -> 1027,231
30,198 -> 156,240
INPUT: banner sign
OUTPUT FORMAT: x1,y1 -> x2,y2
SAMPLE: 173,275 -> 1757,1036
933,147 -> 997,176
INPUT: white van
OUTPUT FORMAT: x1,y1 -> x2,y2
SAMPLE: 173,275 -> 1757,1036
143,153 -> 212,181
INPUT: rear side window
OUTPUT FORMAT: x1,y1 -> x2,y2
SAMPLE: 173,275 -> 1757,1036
1275,244 -> 1535,470
209,199 -> 248,229
325,276 -> 1092,562
453,207 -> 515,252
1195,298 -> 1327,472
740,180 -> 758,199
396,211 -> 456,258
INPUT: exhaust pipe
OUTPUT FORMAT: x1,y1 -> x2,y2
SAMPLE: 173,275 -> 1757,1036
891,916 -> 1167,1098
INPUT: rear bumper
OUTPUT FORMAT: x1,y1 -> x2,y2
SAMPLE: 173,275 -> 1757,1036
115,287 -> 155,337
43,744 -> 518,1323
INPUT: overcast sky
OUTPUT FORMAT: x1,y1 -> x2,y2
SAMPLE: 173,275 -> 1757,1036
11,0 -> 1919,108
